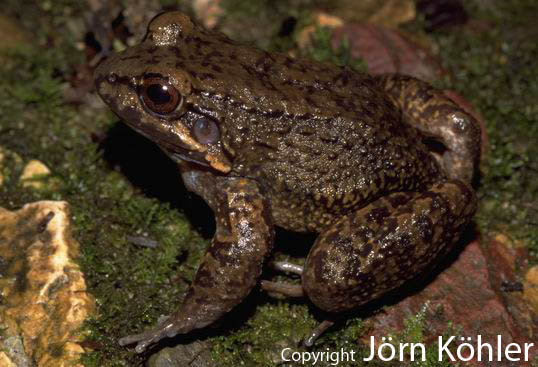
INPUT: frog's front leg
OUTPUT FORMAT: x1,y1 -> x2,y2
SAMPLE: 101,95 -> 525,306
119,176 -> 274,353
377,74 -> 481,183
302,180 -> 476,313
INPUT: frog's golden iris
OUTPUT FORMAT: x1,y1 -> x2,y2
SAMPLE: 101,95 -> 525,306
140,74 -> 182,115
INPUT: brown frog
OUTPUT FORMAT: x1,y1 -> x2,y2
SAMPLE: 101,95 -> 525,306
94,11 -> 480,353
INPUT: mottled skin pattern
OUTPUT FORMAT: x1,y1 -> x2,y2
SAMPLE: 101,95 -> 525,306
94,12 -> 480,352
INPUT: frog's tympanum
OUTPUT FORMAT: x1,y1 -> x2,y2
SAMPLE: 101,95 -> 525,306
94,12 -> 480,353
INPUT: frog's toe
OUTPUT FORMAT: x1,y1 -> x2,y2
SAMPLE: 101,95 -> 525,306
260,280 -> 304,297
304,320 -> 335,347
271,260 -> 304,275
118,320 -> 178,353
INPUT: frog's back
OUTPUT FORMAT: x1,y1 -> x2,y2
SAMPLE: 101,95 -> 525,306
247,96 -> 441,233
173,23 -> 441,232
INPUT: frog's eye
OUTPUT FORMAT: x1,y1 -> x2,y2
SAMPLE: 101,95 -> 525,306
140,76 -> 182,115
192,117 -> 220,144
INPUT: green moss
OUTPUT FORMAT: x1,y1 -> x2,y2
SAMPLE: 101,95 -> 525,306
301,25 -> 368,72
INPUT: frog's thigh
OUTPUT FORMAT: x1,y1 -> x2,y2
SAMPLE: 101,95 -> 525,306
377,74 -> 481,183
302,180 -> 476,313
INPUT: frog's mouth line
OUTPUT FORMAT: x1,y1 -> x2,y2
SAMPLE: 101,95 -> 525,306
128,123 -> 209,167
166,150 -> 210,167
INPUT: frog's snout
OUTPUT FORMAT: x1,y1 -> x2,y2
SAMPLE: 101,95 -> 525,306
93,54 -> 125,108
94,56 -> 113,87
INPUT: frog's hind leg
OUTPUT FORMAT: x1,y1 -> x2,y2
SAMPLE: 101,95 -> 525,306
302,179 -> 476,314
376,74 -> 481,183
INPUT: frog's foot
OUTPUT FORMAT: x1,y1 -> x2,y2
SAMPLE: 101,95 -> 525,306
118,318 -> 179,353
260,280 -> 304,297
272,260 -> 304,275
304,320 -> 336,347
302,180 -> 476,313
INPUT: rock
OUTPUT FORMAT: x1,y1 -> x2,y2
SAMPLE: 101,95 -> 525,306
331,24 -> 443,82
331,0 -> 416,28
296,13 -> 343,50
0,201 -> 95,367
366,240 -> 537,366
364,0 -> 416,28
296,12 -> 345,50
19,159 -> 52,189
0,351 -> 18,367
524,266 -> 538,314
192,0 -> 223,29
148,340 -> 214,367
484,237 -> 538,342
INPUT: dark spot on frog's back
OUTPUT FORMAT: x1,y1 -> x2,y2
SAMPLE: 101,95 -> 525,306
208,240 -> 237,266
387,193 -> 410,208
452,179 -> 473,204
171,46 -> 182,59
305,96 -> 318,108
312,250 -> 328,281
265,110 -> 284,119
199,72 -> 216,80
194,266 -> 213,288
366,206 -> 390,225
332,72 -> 350,87
283,57 -> 295,67
359,241 -> 373,257
120,55 -> 142,61
211,64 -> 223,73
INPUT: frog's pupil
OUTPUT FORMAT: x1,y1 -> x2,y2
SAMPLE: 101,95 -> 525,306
147,84 -> 171,104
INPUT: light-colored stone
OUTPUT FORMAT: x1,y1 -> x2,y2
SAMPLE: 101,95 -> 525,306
332,0 -> 415,27
192,0 -> 223,29
20,159 -> 51,189
0,201 -> 95,367
366,0 -> 415,27
523,266 -> 538,313
0,351 -> 17,367
0,148 -> 4,186
297,12 -> 345,50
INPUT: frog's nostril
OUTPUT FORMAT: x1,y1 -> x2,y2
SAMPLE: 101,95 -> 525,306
107,73 -> 118,84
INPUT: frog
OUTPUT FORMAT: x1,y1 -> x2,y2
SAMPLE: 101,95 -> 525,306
94,11 -> 480,353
